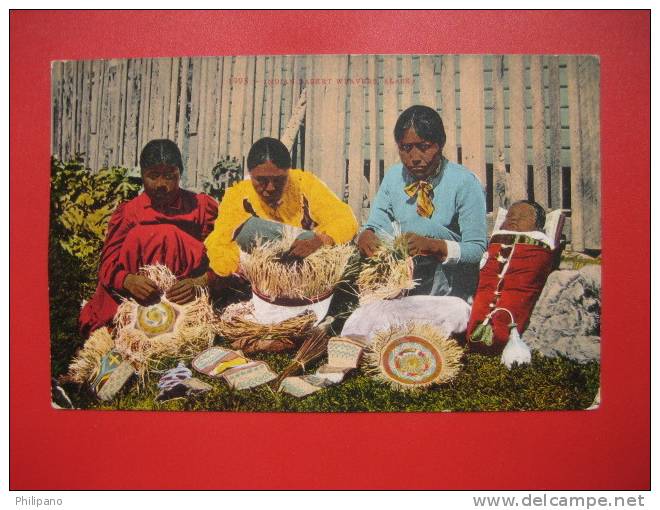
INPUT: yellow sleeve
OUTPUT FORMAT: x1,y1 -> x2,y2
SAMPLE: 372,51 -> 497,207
302,172 -> 358,244
204,183 -> 252,277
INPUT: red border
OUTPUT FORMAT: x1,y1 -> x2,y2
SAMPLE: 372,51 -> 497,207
10,10 -> 650,489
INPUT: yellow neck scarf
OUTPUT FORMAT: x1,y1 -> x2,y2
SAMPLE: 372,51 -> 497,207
404,180 -> 435,218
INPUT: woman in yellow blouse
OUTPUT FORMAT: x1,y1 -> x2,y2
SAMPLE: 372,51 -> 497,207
205,137 -> 358,278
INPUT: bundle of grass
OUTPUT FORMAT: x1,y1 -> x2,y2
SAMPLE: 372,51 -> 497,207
216,301 -> 317,354
65,326 -> 114,384
357,231 -> 416,305
364,322 -> 463,392
273,327 -> 331,390
240,227 -> 356,304
112,264 -> 217,379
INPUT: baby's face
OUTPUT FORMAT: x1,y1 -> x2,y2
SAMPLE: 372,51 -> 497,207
501,203 -> 539,232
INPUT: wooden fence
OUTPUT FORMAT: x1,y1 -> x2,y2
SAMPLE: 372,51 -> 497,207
51,54 -> 600,251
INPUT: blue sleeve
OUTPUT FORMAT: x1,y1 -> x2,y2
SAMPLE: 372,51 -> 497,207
362,170 -> 396,237
455,174 -> 488,264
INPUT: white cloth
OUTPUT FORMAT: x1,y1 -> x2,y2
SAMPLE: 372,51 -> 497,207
340,295 -> 471,345
250,292 -> 332,326
442,240 -> 461,265
492,207 -> 563,250
491,228 -> 554,249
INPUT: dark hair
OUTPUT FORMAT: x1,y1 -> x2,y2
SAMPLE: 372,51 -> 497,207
139,139 -> 184,173
247,137 -> 291,171
513,200 -> 546,230
394,105 -> 446,148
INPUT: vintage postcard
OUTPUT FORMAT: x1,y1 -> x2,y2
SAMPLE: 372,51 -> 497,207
49,53 -> 601,412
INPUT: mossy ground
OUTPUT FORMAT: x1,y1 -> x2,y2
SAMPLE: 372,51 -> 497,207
54,282 -> 600,413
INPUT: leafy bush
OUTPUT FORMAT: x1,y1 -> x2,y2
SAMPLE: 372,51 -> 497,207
49,157 -> 141,376
50,156 -> 141,276
201,155 -> 243,202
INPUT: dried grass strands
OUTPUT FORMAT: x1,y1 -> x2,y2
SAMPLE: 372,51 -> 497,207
240,227 -> 356,301
140,263 -> 178,290
112,265 -> 217,380
364,322 -> 464,391
216,301 -> 316,350
66,327 -> 114,384
273,327 -> 330,390
357,232 -> 416,305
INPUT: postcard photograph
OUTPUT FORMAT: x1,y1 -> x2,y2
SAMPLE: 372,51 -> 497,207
49,53 -> 601,412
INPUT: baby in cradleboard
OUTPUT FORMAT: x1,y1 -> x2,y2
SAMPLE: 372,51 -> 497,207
466,200 -> 564,368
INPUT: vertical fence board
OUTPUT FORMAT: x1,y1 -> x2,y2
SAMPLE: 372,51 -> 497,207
99,60 -> 119,169
291,56 -> 304,165
51,62 -> 63,159
282,56 -> 295,131
382,55 -> 399,170
459,55 -> 487,185
242,56 -> 257,158
567,55 -> 601,251
208,58 -> 222,165
167,58 -> 179,141
367,55 -> 380,203
137,59 -> 152,163
88,60 -> 104,171
547,56 -> 562,209
73,61 -> 83,157
78,60 -> 92,160
348,55 -> 366,218
508,55 -> 527,202
186,58 -> 202,188
491,55 -> 508,209
530,55 -> 548,208
188,58 -> 201,135
147,59 -> 163,140
567,56 -> 584,251
202,58 -> 220,179
113,60 -> 128,166
440,55 -> 457,162
578,56 -> 601,250
218,56 -> 233,158
318,55 -> 345,196
270,56 -> 284,137
62,62 -> 75,160
229,56 -> 249,159
303,55 -> 316,173
252,56 -> 266,143
401,55 -> 414,109
263,57 -> 274,139
123,59 -> 141,169
175,57 -> 190,153
418,55 -> 436,110
196,58 -> 211,182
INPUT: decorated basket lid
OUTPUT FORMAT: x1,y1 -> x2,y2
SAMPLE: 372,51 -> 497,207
365,322 -> 464,391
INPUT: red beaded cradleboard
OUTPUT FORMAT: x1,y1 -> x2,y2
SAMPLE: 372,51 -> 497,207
466,241 -> 555,355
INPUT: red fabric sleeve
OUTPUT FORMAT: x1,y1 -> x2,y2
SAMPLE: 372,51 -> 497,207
97,201 -> 135,291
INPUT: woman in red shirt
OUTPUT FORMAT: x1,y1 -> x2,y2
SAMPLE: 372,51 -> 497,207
79,139 -> 218,337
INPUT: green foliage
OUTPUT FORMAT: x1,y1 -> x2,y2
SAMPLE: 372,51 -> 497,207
50,156 -> 141,275
201,155 -> 243,202
49,157 -> 141,376
87,349 -> 600,413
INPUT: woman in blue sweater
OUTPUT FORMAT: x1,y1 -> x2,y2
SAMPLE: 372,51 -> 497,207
357,105 -> 487,300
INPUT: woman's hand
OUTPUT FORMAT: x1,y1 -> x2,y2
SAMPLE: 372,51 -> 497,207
123,274 -> 160,304
404,233 -> 448,260
166,274 -> 209,305
357,229 -> 381,258
287,234 -> 326,259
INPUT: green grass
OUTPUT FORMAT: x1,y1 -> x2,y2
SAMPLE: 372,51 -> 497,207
52,252 -> 600,413
61,345 -> 599,413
